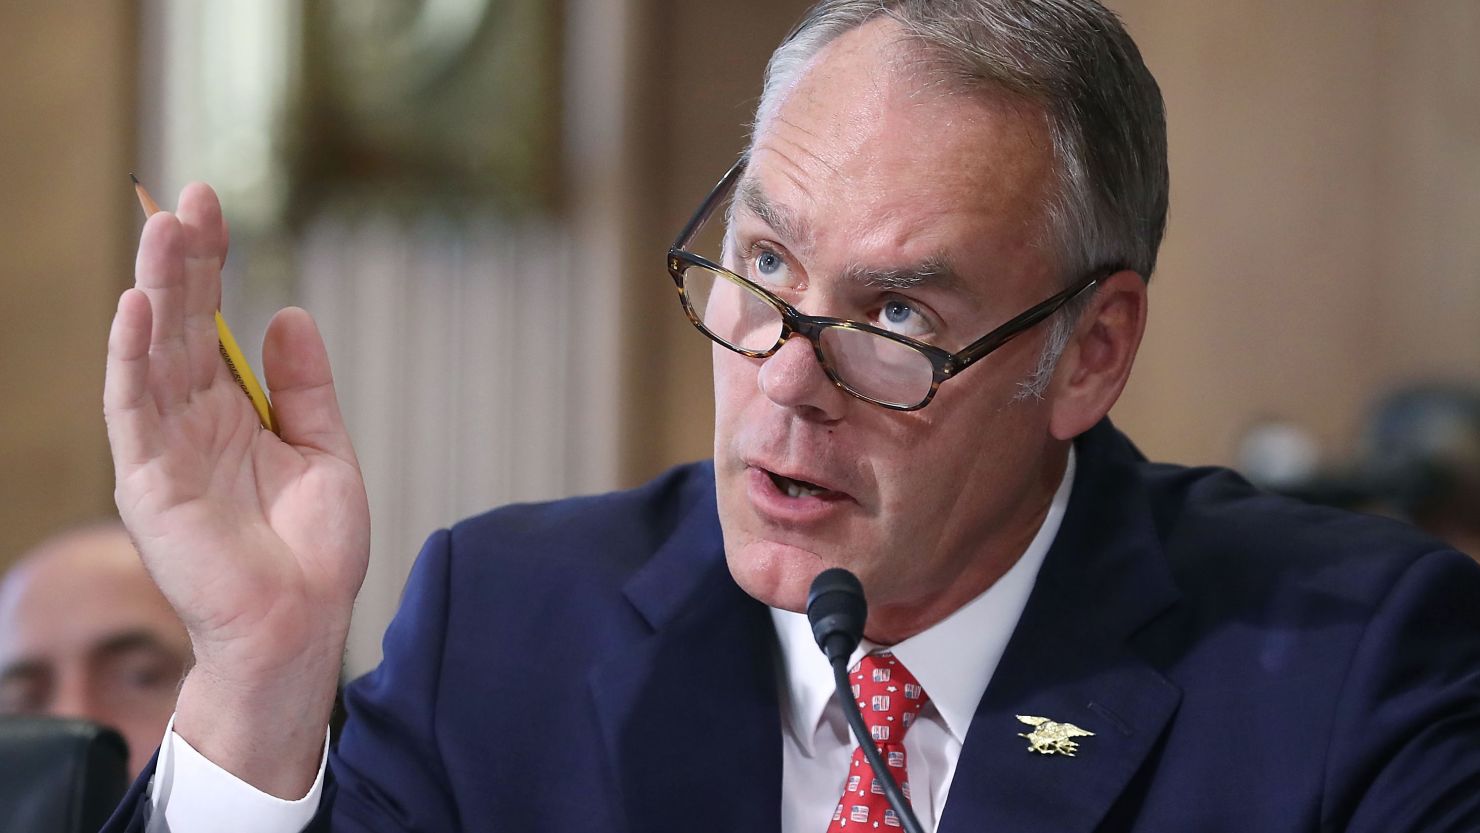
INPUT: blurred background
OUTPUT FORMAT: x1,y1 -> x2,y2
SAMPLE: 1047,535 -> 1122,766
2,0 -> 1477,675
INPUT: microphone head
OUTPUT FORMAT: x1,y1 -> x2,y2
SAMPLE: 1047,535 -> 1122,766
806,568 -> 868,663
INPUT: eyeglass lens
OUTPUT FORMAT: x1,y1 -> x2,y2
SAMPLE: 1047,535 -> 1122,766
683,264 -> 935,407
683,264 -> 784,351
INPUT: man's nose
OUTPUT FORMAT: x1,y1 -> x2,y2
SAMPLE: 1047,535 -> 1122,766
757,334 -> 848,421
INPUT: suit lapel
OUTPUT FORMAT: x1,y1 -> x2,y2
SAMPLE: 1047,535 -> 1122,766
587,422 -> 1182,833
588,482 -> 782,833
939,422 -> 1183,833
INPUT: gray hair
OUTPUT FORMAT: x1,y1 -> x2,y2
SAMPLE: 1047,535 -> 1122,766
747,0 -> 1168,398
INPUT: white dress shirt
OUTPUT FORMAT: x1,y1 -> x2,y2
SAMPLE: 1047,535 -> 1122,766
149,449 -> 1074,833
147,714 -> 327,833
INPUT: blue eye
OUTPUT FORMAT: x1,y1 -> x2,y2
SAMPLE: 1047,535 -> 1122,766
749,247 -> 792,287
883,300 -> 914,325
876,298 -> 933,338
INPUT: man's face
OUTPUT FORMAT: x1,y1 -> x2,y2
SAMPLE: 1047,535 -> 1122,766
0,527 -> 190,777
713,20 -> 1072,639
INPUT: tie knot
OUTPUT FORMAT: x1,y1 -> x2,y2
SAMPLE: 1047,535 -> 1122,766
849,652 -> 928,744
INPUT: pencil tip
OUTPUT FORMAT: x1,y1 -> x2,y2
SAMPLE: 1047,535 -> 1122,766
129,172 -> 141,185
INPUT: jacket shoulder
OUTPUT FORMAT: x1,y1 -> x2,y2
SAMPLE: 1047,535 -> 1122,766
1137,456 -> 1469,606
444,460 -> 718,584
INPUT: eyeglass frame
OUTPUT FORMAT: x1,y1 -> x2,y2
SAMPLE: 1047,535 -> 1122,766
667,157 -> 1117,411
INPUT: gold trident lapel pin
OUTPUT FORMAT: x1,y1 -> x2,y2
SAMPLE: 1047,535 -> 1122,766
1016,715 -> 1095,756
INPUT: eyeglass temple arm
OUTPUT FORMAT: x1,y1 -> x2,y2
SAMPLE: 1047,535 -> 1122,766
672,158 -> 747,251
950,270 -> 1111,372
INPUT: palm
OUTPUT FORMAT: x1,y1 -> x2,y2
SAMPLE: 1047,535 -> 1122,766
106,183 -> 369,667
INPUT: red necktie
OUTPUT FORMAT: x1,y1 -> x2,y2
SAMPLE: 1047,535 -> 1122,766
826,652 -> 929,831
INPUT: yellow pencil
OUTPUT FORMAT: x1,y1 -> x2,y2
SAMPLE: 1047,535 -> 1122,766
130,174 -> 279,434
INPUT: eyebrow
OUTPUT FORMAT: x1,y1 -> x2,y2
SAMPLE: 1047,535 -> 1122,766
0,658 -> 47,685
733,176 -> 814,252
841,253 -> 965,293
0,631 -> 182,681
89,630 -> 185,665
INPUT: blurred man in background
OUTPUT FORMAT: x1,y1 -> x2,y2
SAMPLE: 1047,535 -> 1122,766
0,522 -> 190,777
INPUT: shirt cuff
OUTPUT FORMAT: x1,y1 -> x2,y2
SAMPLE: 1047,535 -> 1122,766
147,713 -> 328,833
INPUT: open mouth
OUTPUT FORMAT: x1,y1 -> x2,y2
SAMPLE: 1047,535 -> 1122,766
765,469 -> 839,500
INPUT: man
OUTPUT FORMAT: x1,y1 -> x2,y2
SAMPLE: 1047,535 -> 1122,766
0,522 -> 191,778
101,1 -> 1480,831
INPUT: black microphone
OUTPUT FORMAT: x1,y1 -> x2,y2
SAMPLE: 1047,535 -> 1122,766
806,569 -> 926,833
807,567 -> 867,662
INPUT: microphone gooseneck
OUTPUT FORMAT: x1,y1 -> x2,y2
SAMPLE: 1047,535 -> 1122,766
806,569 -> 927,833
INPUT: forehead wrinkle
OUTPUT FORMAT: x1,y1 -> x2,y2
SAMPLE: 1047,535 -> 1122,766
734,175 -> 814,253
766,114 -> 847,170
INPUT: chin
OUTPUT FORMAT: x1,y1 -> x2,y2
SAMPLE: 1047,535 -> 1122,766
723,538 -> 829,613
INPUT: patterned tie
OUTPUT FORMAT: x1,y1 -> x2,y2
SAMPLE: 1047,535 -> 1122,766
826,652 -> 930,831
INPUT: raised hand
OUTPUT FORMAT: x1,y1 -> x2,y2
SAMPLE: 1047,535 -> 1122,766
104,183 -> 369,797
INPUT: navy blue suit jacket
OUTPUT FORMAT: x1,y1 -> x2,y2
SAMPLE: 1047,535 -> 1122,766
106,421 -> 1480,831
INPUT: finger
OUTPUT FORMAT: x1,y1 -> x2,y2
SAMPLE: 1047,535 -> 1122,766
262,307 -> 358,464
104,288 -> 163,467
135,212 -> 192,412
175,183 -> 231,392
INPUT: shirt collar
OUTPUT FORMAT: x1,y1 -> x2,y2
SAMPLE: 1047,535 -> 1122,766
771,446 -> 1076,753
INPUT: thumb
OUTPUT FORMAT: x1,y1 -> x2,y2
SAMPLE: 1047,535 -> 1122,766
262,307 -> 358,465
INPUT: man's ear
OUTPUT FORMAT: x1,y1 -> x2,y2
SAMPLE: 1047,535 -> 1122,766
1047,269 -> 1148,440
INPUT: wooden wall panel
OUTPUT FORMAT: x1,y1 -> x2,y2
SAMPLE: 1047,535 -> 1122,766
1111,0 -> 1480,467
1372,4 -> 1480,384
0,5 -> 136,569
